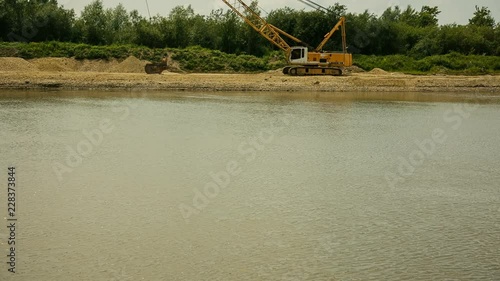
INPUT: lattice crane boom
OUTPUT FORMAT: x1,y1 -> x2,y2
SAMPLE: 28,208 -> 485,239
222,0 -> 297,53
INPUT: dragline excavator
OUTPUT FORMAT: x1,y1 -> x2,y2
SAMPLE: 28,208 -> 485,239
222,0 -> 352,76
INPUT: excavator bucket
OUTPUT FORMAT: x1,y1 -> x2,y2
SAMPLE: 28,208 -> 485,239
145,62 -> 168,74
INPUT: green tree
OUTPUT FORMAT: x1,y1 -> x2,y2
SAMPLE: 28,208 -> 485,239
381,6 -> 402,22
241,1 -> 267,56
75,0 -> 107,45
220,10 -> 243,54
167,5 -> 195,48
345,10 -> 376,54
418,6 -> 440,27
202,9 -> 226,50
0,0 -> 18,41
267,7 -> 298,36
132,13 -> 164,48
0,0 -> 74,42
104,4 -> 134,44
409,28 -> 442,58
399,6 -> 419,26
40,1 -> 75,42
469,6 -> 495,27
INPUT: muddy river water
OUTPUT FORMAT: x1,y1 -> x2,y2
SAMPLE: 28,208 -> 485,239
0,91 -> 499,281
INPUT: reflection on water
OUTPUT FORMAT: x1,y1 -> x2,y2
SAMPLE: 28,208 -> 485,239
0,90 -> 499,281
2,90 -> 500,103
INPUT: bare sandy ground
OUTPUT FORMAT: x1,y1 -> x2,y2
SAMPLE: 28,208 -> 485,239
0,70 -> 498,93
0,57 -> 498,92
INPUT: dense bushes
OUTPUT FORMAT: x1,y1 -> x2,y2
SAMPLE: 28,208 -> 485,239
0,41 -> 168,61
354,53 -> 500,75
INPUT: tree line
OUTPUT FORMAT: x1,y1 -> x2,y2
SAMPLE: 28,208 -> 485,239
0,0 -> 498,58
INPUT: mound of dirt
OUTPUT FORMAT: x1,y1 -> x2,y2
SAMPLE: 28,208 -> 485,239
80,59 -> 119,72
0,57 -> 37,72
1,56 -> 165,74
369,68 -> 388,75
345,65 -> 366,74
165,56 -> 183,73
161,71 -> 180,75
109,56 -> 147,73
265,69 -> 283,76
30,58 -> 81,72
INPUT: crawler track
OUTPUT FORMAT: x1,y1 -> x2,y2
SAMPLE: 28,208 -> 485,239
283,66 -> 342,76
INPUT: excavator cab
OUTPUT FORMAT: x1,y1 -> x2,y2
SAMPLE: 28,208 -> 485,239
289,46 -> 308,64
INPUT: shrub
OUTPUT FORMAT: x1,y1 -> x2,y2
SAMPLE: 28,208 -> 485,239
354,53 -> 498,74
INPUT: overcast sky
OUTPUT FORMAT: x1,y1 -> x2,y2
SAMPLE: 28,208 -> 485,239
58,0 -> 499,25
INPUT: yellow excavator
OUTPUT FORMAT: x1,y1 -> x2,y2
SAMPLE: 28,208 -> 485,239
222,0 -> 352,76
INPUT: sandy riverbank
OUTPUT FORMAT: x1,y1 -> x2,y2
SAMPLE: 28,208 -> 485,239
0,57 -> 498,92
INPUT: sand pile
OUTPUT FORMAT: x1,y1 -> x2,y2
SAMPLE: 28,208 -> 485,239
1,56 -> 160,74
28,57 -> 125,73
79,59 -> 119,72
30,58 -> 81,72
345,65 -> 365,73
109,56 -> 146,73
166,56 -> 182,73
369,68 -> 389,75
0,57 -> 37,72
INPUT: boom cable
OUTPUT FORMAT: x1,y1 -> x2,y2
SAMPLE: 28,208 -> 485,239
257,4 -> 269,16
145,0 -> 152,19
297,0 -> 330,13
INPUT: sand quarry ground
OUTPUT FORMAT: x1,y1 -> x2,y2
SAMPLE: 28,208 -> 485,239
0,56 -> 499,93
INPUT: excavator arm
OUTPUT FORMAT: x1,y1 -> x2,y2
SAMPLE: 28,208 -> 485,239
269,24 -> 314,50
222,0 -> 309,53
315,16 -> 347,52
